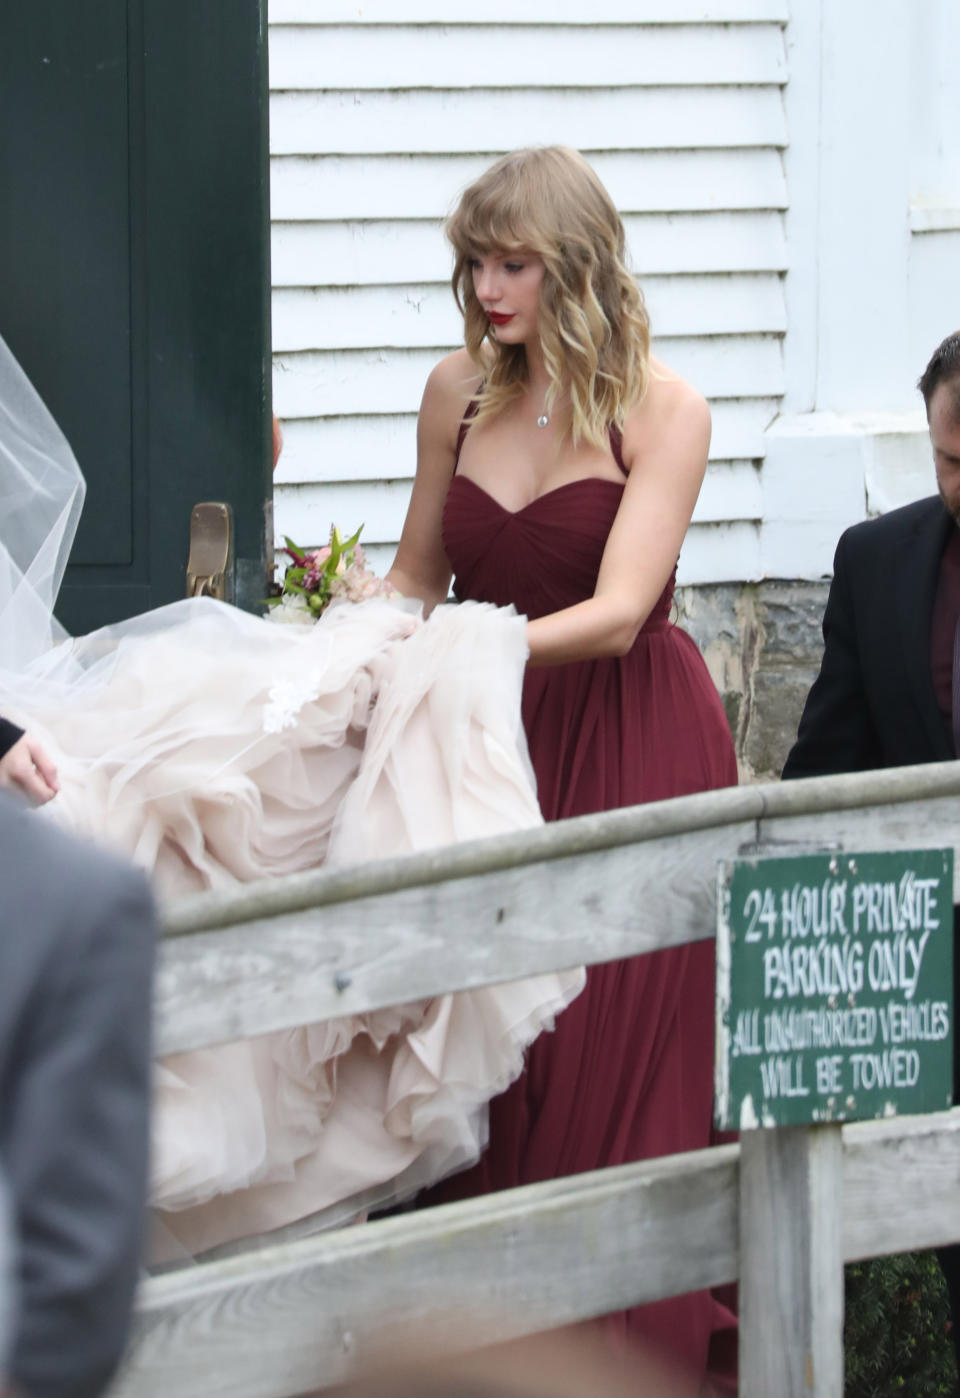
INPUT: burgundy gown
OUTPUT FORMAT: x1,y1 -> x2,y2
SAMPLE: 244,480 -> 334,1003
421,420 -> 739,1389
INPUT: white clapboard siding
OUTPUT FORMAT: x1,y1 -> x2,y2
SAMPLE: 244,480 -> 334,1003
681,521 -> 761,584
270,24 -> 786,92
271,150 -> 788,222
274,398 -> 780,485
268,3 -> 788,587
272,213 -> 787,288
275,416 -> 419,484
311,519 -> 769,590
274,499 -> 764,588
273,275 -> 787,352
696,460 -> 762,521
271,0 -> 789,23
271,87 -> 787,158
274,512 -> 764,591
274,338 -> 784,420
349,524 -> 763,590
272,492 -> 765,584
272,460 -> 761,548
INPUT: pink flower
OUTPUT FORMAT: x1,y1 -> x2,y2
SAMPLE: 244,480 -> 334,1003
270,525 -> 395,624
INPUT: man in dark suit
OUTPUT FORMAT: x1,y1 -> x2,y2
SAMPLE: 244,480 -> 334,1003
783,331 -> 960,778
783,328 -> 960,1365
0,793 -> 156,1398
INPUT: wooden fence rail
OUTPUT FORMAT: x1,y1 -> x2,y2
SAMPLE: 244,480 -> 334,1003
113,763 -> 960,1398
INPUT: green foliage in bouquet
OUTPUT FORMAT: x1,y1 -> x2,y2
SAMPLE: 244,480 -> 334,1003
845,1252 -> 955,1395
270,526 -> 365,616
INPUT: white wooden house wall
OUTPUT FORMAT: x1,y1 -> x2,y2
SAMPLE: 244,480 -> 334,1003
761,0 -> 960,579
268,0 -> 789,585
268,1 -> 960,587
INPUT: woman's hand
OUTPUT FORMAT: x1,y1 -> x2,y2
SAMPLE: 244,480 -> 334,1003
0,734 -> 59,805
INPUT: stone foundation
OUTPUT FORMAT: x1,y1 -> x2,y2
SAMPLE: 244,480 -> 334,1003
676,580 -> 831,783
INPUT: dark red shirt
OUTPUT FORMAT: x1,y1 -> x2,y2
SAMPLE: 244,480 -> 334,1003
929,526 -> 960,753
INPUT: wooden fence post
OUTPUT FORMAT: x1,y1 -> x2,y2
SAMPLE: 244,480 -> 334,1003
739,1124 -> 844,1397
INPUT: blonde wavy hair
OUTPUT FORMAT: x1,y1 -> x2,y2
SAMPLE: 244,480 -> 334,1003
447,146 -> 650,449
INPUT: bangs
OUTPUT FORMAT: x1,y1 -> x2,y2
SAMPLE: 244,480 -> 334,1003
446,166 -> 549,262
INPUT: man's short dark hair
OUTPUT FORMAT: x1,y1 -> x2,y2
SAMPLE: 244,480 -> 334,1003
919,331 -> 960,415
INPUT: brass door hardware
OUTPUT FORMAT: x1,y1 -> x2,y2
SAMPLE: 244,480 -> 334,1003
186,501 -> 234,600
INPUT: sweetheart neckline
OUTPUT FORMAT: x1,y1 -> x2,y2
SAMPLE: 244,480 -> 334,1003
450,474 -> 625,517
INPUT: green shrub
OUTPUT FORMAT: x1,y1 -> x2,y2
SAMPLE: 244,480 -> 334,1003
845,1252 -> 956,1396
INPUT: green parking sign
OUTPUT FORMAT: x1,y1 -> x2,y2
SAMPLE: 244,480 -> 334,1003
715,849 -> 954,1130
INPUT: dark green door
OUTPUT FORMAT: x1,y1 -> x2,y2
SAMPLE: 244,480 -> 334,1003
0,0 -> 272,632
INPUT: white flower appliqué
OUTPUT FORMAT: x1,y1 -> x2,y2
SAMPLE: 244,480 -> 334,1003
263,667 -> 327,734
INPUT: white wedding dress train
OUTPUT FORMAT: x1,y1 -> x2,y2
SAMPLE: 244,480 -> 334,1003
0,336 -> 584,1257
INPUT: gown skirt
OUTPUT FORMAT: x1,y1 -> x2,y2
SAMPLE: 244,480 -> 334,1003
422,471 -> 740,1389
2,595 -> 586,1258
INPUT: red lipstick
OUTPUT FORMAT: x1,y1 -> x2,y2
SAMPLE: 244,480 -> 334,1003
487,312 -> 515,326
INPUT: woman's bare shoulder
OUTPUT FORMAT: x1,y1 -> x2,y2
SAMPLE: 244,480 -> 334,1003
619,359 -> 711,474
624,360 -> 710,439
418,350 -> 484,460
423,349 -> 484,412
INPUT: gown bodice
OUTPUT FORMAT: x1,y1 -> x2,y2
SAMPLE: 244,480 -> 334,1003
443,413 -> 675,631
443,473 -> 676,630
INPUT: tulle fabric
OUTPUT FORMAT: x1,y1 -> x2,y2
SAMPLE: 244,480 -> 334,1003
0,332 -> 584,1258
2,598 -> 584,1258
0,336 -> 84,673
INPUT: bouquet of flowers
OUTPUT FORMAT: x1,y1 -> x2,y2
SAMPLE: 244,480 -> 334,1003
267,525 -> 398,625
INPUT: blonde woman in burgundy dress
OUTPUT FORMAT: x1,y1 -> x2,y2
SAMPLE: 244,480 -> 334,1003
386,146 -> 738,1391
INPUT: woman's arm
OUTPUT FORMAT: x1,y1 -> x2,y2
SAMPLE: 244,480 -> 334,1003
385,351 -> 479,614
526,372 -> 711,667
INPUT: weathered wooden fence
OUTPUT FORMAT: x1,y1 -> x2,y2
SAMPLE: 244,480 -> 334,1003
113,763 -> 960,1398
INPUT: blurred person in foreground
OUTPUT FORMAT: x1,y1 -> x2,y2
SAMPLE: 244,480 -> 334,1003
321,1326 -> 693,1398
0,792 -> 156,1398
0,1166 -> 14,1394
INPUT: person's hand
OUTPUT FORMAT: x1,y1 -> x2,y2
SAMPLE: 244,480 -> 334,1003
272,415 -> 284,472
0,733 -> 59,805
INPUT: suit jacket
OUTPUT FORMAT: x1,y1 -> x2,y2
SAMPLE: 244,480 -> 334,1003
0,794 -> 156,1398
783,494 -> 955,778
0,723 -> 23,763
